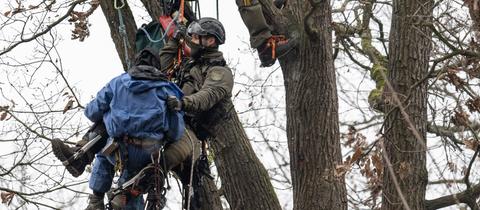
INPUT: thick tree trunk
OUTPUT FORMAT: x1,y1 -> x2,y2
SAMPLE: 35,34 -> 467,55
138,0 -> 164,19
381,0 -> 433,209
465,0 -> 480,41
211,111 -> 281,210
196,177 -> 223,210
259,0 -> 348,209
99,0 -> 137,70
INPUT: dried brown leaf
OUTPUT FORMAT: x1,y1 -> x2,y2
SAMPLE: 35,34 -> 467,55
0,112 -> 7,121
447,162 -> 457,173
463,139 -> 479,151
371,153 -> 383,176
466,97 -> 480,113
451,110 -> 470,127
362,158 -> 372,177
3,11 -> 10,17
350,147 -> 363,164
63,100 -> 74,114
445,68 -> 466,90
334,164 -> 351,178
1,191 -> 14,205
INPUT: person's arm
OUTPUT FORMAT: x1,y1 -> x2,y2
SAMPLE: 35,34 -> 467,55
84,81 -> 114,122
182,66 -> 233,112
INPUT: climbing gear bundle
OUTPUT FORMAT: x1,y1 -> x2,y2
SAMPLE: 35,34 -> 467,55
106,148 -> 169,210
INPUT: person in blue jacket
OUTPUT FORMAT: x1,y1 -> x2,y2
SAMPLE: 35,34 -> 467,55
81,48 -> 189,210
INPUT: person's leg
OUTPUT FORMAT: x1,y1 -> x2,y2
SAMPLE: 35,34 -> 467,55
235,0 -> 297,67
168,128 -> 201,209
85,154 -> 115,210
163,128 -> 200,171
51,121 -> 108,177
235,0 -> 272,49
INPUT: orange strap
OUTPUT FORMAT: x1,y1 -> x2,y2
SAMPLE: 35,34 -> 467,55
179,0 -> 185,21
169,0 -> 186,80
267,35 -> 287,59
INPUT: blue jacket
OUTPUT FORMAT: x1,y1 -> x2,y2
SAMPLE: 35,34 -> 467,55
84,72 -> 184,142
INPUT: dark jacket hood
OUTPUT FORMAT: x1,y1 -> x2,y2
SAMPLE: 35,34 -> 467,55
124,48 -> 170,93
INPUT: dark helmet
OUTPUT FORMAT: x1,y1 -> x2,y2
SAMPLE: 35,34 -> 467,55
187,17 -> 226,45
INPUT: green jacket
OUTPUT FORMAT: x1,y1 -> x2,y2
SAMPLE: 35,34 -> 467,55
160,40 -> 234,138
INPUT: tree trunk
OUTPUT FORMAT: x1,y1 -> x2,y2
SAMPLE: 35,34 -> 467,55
465,0 -> 480,41
381,0 -> 433,209
259,0 -> 348,209
138,0 -> 164,20
211,111 -> 281,210
196,177 -> 223,210
99,0 -> 137,70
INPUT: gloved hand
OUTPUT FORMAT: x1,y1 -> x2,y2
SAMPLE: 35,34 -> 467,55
172,23 -> 187,41
167,96 -> 182,111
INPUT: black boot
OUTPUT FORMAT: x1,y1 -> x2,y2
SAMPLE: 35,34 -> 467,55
85,194 -> 105,210
258,35 -> 297,67
51,138 -> 91,177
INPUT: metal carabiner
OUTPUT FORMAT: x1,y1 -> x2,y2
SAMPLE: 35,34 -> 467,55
114,0 -> 125,9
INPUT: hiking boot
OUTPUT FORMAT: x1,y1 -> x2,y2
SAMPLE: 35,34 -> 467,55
274,0 -> 287,9
107,191 -> 127,210
85,194 -> 105,210
51,138 -> 89,177
258,35 -> 297,67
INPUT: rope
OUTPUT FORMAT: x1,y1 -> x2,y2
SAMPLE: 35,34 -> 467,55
114,0 -> 125,9
216,0 -> 219,20
185,129 -> 196,210
196,0 -> 201,19
140,12 -> 179,46
115,0 -> 131,69
179,0 -> 185,20
139,27 -> 163,43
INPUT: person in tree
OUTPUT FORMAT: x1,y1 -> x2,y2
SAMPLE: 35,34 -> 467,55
51,49 -> 200,210
160,17 -> 234,144
235,0 -> 296,67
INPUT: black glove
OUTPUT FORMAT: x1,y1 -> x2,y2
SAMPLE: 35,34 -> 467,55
167,96 -> 182,111
172,23 -> 187,41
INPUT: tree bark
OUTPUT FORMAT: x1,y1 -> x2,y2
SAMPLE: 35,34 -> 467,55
211,111 -> 282,210
464,0 -> 480,41
259,0 -> 348,209
196,177 -> 223,210
138,0 -> 164,20
99,0 -> 137,70
381,0 -> 433,209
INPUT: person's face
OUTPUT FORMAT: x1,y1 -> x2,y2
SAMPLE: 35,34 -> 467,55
190,34 -> 216,47
191,34 -> 201,45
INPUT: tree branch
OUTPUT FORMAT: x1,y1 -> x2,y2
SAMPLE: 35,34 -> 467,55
0,0 -> 87,57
